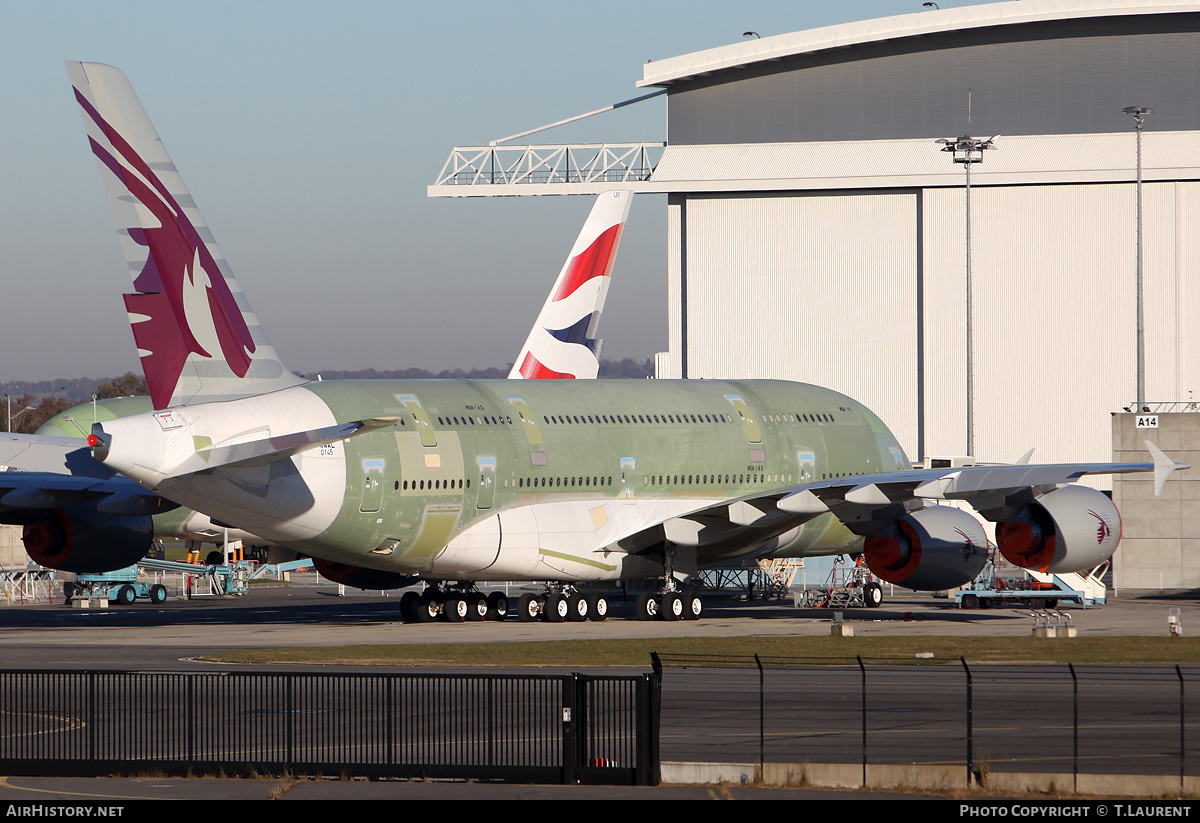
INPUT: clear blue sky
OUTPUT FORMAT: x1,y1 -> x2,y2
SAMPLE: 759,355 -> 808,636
0,0 -> 988,381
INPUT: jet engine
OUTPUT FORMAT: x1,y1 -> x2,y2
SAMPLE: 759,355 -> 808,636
311,557 -> 419,591
863,506 -> 988,591
995,485 -> 1120,573
14,505 -> 152,573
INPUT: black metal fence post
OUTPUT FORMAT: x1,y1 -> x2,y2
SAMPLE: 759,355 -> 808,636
286,672 -> 295,772
87,671 -> 96,769
1178,664 -> 1185,792
576,674 -> 589,772
754,653 -> 764,776
638,671 -> 661,786
186,675 -> 194,770
1069,662 -> 1078,794
386,674 -> 394,766
487,677 -> 495,768
857,655 -> 867,788
562,674 -> 578,785
961,657 -> 974,786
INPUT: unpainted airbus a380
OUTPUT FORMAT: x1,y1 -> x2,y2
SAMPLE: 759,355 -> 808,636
15,188 -> 633,595
0,62 -> 1181,624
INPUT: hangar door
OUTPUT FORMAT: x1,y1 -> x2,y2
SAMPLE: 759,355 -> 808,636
673,191 -> 919,459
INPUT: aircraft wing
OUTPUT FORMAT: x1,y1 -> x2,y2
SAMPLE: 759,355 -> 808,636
0,470 -> 177,517
775,443 -> 1180,533
86,416 -> 400,480
597,443 -> 1186,582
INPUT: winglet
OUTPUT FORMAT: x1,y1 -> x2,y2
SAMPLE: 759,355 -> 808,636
509,190 -> 632,380
1146,440 -> 1185,496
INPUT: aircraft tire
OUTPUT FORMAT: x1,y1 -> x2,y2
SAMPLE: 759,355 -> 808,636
683,593 -> 702,620
590,594 -> 608,621
545,594 -> 569,623
445,597 -> 468,623
467,592 -> 488,621
150,584 -> 167,604
486,592 -> 509,621
864,583 -> 883,608
635,592 -> 658,621
660,592 -> 683,621
399,591 -> 420,622
416,591 -> 440,623
517,593 -> 540,622
567,594 -> 588,622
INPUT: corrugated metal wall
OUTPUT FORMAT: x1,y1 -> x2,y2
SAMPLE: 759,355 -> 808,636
667,15 -> 1200,144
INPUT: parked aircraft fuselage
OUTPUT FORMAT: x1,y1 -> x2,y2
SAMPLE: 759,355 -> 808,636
96,377 -> 908,582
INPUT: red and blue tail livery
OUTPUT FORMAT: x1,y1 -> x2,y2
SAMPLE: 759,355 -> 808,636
509,190 -> 631,380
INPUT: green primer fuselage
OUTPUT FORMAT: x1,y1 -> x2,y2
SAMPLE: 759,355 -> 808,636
287,377 -> 909,581
45,378 -> 911,583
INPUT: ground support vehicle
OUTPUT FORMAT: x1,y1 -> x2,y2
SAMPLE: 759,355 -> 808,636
64,566 -> 168,605
64,556 -> 314,605
954,558 -> 1104,609
793,559 -> 883,609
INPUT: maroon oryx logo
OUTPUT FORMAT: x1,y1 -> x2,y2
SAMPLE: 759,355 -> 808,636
75,88 -> 256,409
955,528 -> 977,561
1088,510 -> 1112,544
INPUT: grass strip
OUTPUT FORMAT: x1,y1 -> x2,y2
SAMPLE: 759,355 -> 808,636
205,635 -> 1200,668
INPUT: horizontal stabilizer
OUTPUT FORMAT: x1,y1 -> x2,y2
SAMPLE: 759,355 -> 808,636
180,416 -> 400,476
1146,440 -> 1184,495
0,433 -> 113,477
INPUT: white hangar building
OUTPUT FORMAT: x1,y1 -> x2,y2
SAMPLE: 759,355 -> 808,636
432,0 -> 1200,480
642,0 -> 1200,474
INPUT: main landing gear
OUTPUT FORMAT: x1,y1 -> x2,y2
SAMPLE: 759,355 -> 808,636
516,585 -> 609,624
635,589 -> 702,621
400,583 -> 510,624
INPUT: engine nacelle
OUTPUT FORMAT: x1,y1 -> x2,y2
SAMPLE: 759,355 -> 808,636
995,485 -> 1120,573
12,505 -> 152,573
311,557 -> 419,590
863,506 -> 988,591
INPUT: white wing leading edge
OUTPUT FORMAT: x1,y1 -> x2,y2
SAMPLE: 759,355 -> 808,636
605,444 -> 1186,591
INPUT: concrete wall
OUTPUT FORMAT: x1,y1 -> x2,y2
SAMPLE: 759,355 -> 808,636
1111,411 -> 1200,591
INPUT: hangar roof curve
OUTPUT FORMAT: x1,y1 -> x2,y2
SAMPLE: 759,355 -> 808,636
637,0 -> 1200,88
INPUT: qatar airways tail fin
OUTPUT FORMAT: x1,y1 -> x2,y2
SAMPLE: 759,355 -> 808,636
509,190 -> 632,379
67,61 -> 306,410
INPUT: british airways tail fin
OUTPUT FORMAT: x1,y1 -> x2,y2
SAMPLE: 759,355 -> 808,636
67,62 -> 306,410
509,190 -> 632,379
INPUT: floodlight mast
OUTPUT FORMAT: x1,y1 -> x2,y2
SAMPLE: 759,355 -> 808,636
1123,106 -> 1151,414
935,135 -> 996,459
